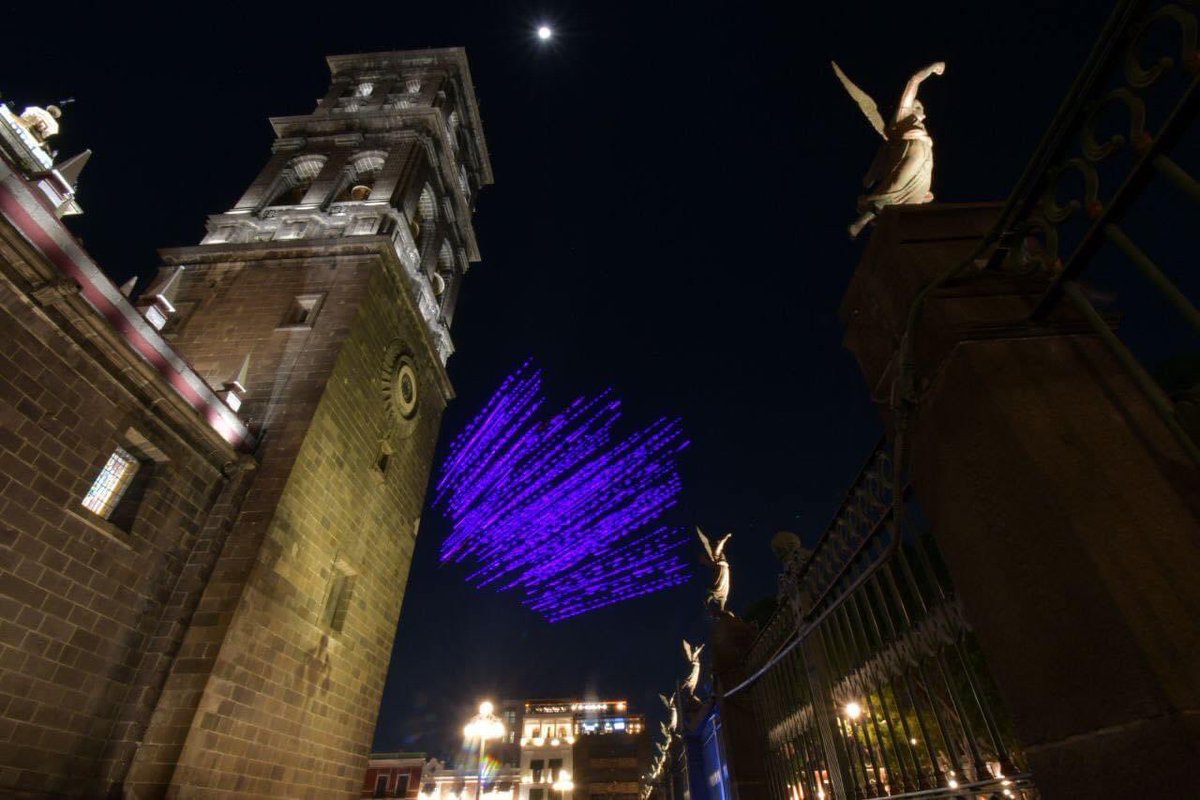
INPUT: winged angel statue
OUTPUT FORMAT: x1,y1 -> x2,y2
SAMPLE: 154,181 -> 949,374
697,528 -> 731,614
681,640 -> 705,701
833,60 -> 946,238
659,693 -> 679,733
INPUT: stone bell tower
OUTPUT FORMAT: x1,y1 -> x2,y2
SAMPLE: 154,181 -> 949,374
117,49 -> 492,797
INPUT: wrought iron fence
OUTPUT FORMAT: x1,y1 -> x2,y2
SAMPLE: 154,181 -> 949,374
730,444 -> 1034,800
983,0 -> 1199,462
713,3 -> 1195,797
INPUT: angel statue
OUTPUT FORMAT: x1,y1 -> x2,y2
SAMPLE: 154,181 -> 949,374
697,528 -> 732,614
659,692 -> 679,732
832,60 -> 947,238
681,640 -> 705,700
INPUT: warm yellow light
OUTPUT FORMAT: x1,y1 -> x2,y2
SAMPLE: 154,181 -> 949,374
909,738 -> 918,746
843,701 -> 862,720
947,779 -> 959,789
480,701 -> 494,715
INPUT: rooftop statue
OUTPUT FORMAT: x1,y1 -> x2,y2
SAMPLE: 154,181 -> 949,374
697,528 -> 731,614
833,61 -> 946,238
18,105 -> 62,145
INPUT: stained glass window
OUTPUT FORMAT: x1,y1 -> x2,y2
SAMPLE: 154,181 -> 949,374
81,448 -> 139,519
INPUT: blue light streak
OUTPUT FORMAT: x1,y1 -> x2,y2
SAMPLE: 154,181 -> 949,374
436,361 -> 690,621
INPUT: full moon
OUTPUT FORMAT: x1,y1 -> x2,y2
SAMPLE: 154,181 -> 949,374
537,25 -> 553,40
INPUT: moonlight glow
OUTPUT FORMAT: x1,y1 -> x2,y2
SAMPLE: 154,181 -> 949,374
537,25 -> 553,40
435,360 -> 690,621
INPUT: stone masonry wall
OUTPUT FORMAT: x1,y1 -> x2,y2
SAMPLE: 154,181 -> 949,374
124,244 -> 446,797
0,249 -> 236,798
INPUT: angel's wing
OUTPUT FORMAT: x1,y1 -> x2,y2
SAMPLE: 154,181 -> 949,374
832,61 -> 887,140
696,528 -> 714,562
682,640 -> 694,660
714,534 -> 732,560
659,693 -> 672,709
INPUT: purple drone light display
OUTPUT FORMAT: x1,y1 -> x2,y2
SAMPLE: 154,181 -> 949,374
435,361 -> 690,622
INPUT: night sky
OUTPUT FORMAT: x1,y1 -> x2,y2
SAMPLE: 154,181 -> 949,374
4,0 -> 1111,764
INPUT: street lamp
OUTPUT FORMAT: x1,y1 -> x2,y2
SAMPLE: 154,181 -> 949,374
464,701 -> 505,800
552,769 -> 574,800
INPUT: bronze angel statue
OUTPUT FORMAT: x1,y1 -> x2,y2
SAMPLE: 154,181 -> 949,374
832,60 -> 946,238
697,528 -> 732,613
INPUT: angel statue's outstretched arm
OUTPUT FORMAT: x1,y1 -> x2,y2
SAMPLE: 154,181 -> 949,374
897,62 -> 946,120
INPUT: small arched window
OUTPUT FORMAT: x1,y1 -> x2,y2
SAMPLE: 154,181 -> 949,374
269,155 -> 326,206
410,184 -> 437,246
434,241 -> 455,301
334,151 -> 387,203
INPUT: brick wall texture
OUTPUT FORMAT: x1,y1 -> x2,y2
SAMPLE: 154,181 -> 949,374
122,246 -> 447,798
1,236 -> 451,798
1,48 -> 487,799
0,233 -> 239,797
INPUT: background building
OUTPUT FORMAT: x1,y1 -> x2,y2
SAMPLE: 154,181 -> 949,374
517,699 -> 646,800
416,757 -> 521,800
0,47 -> 491,798
363,753 -> 425,798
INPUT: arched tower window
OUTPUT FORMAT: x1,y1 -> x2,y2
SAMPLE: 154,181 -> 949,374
334,151 -> 387,203
268,154 -> 326,207
410,184 -> 437,248
434,241 -> 455,305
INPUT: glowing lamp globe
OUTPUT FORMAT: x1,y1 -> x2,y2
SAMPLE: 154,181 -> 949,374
537,26 -> 553,40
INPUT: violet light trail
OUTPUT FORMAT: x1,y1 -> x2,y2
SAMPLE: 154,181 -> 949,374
435,361 -> 690,621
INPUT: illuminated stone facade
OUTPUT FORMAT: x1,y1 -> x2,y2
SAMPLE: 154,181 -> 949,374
516,700 -> 648,800
0,47 -> 490,798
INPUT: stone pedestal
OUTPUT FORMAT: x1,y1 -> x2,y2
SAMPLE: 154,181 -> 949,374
840,203 -> 1200,799
710,614 -> 769,800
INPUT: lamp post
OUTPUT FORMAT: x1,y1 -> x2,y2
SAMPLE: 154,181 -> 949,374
464,701 -> 505,800
552,769 -> 574,800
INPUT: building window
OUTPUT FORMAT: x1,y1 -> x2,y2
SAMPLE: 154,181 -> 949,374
334,151 -> 387,203
530,790 -> 545,800
374,775 -> 389,797
531,760 -> 544,784
323,566 -> 356,633
279,294 -> 325,329
393,774 -> 409,797
269,154 -> 327,206
548,759 -> 562,782
81,447 -> 139,518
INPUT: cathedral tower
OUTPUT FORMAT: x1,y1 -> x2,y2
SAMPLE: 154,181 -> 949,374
115,49 -> 492,796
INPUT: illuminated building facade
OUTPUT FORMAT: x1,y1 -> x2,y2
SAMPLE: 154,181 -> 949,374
363,753 -> 426,798
416,758 -> 521,800
517,700 -> 647,800
0,46 -> 491,798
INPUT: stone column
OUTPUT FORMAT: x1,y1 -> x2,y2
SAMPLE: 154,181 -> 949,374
839,203 -> 1200,799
